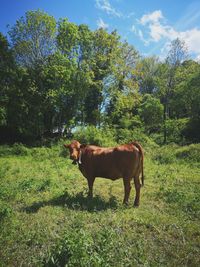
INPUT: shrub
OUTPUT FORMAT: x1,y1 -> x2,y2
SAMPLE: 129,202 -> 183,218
175,144 -> 200,163
12,143 -> 30,156
153,143 -> 200,165
118,115 -> 143,130
0,143 -> 29,157
73,126 -> 116,147
139,94 -> 164,133
153,144 -> 178,164
116,128 -> 157,148
183,117 -> 200,142
165,118 -> 189,144
0,145 -> 13,157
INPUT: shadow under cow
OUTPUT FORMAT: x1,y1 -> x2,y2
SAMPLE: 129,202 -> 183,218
22,191 -> 118,213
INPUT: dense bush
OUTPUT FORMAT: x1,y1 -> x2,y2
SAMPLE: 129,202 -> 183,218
72,125 -> 157,149
139,94 -> 164,133
116,128 -> 157,148
73,126 -> 117,147
175,144 -> 200,163
0,143 -> 29,157
153,143 -> 200,164
153,144 -> 178,164
165,118 -> 189,144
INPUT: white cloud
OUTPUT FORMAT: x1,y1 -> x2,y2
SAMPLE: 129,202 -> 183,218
97,18 -> 109,29
95,0 -> 122,17
179,28 -> 200,55
140,10 -> 163,25
137,10 -> 200,58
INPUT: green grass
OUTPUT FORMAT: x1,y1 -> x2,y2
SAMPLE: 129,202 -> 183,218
0,143 -> 200,266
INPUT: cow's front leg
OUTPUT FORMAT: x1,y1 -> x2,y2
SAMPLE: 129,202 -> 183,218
123,177 -> 131,205
87,177 -> 95,198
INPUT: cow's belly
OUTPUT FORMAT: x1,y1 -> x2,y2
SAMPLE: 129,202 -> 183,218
97,173 -> 121,180
93,167 -> 122,180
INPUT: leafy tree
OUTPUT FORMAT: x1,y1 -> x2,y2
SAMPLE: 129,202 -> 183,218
156,38 -> 188,143
138,56 -> 159,94
84,29 -> 120,126
166,38 -> 188,67
0,32 -> 16,134
57,20 -> 94,126
180,65 -> 200,141
8,10 -> 56,67
139,94 -> 164,133
106,41 -> 140,126
0,33 -> 11,126
41,52 -> 77,134
57,18 -> 79,57
1,9 -> 199,144
170,60 -> 200,119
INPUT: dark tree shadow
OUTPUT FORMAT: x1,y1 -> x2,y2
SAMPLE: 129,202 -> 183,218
22,191 -> 118,213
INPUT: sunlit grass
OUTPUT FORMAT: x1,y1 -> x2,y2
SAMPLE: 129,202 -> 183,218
0,143 -> 199,266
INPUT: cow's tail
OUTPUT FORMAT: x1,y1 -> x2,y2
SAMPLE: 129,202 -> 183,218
132,141 -> 144,186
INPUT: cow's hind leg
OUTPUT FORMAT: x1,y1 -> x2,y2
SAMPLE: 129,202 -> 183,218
133,175 -> 141,207
123,177 -> 132,205
87,177 -> 95,198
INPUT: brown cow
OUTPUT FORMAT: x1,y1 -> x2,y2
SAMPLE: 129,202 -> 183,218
64,140 -> 144,206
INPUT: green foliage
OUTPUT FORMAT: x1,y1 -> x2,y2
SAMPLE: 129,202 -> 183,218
1,10 -> 200,144
175,144 -> 200,162
8,10 -> 56,66
165,118 -> 189,144
0,33 -> 15,128
139,94 -> 164,132
0,143 -> 29,156
153,143 -> 200,165
118,114 -> 143,129
138,56 -> 159,94
73,126 -> 157,148
116,128 -> 156,148
12,143 -> 29,156
153,145 -> 177,164
57,19 -> 79,55
73,126 -> 116,147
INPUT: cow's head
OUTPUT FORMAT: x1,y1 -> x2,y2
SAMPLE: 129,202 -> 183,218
64,140 -> 81,164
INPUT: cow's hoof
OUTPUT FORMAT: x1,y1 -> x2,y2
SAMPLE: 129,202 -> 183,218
123,201 -> 129,206
134,202 -> 139,207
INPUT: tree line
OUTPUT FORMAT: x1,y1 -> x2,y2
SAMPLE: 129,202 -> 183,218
0,10 -> 200,144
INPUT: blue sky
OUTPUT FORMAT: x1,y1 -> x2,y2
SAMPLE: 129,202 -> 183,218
1,0 -> 200,60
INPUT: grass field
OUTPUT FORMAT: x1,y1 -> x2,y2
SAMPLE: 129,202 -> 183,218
0,142 -> 200,267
